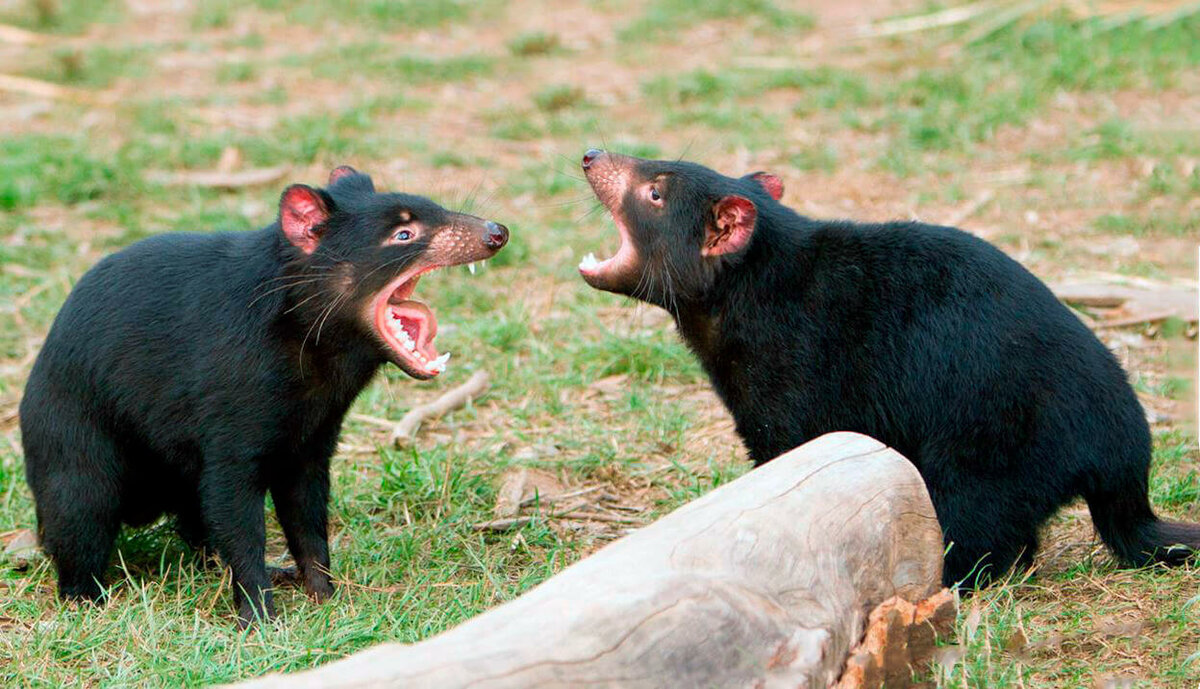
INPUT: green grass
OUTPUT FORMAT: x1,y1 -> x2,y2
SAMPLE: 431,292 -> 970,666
295,44 -> 494,85
247,0 -> 498,30
0,0 -> 122,34
507,31 -> 563,57
619,0 -> 813,41
1094,212 -> 1199,239
1,0 -> 1198,686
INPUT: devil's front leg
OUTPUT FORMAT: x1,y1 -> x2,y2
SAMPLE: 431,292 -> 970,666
270,445 -> 335,603
199,454 -> 273,628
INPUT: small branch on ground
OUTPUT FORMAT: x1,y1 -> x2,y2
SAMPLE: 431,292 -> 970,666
0,24 -> 47,45
144,167 -> 289,190
391,371 -> 489,446
944,189 -> 995,228
0,73 -> 111,104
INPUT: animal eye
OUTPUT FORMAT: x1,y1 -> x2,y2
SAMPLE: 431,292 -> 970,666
394,230 -> 413,241
649,186 -> 661,202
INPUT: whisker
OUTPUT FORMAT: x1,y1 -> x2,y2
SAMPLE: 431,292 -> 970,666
573,202 -> 607,225
541,195 -> 596,209
282,289 -> 329,315
248,277 -> 327,307
314,292 -> 348,347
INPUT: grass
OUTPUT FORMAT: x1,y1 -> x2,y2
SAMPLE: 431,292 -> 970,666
1,0 -> 1197,686
244,0 -> 500,30
619,0 -> 813,41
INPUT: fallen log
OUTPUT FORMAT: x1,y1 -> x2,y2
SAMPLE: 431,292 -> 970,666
231,432 -> 945,689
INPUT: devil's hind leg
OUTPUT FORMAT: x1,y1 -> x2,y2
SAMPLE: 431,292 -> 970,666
25,414 -> 125,602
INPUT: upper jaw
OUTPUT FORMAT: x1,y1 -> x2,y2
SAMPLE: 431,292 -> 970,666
580,158 -> 642,294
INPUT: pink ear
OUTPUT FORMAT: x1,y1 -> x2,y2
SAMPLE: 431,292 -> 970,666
751,172 -> 783,201
280,185 -> 329,254
328,165 -> 358,185
704,196 -> 756,257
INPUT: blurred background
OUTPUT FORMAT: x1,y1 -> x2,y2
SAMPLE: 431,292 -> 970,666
0,0 -> 1197,686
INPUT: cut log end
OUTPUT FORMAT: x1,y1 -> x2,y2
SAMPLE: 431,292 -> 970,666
835,588 -> 958,689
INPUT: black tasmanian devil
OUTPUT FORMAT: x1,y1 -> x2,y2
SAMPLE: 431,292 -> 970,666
576,148 -> 1198,587
20,166 -> 508,625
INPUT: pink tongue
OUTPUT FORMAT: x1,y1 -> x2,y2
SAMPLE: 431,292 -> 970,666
390,300 -> 438,354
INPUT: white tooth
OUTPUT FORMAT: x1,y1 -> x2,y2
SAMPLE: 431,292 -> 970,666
405,340 -> 415,351
468,262 -> 476,275
429,352 -> 451,373
579,253 -> 599,270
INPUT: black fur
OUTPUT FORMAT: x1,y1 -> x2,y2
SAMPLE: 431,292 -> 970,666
20,168 -> 508,625
579,150 -> 1199,587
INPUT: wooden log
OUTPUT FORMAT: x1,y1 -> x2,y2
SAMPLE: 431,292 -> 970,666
231,432 -> 945,689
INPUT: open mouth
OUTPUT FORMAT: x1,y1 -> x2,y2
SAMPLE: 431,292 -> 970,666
578,212 -> 639,288
372,267 -> 452,379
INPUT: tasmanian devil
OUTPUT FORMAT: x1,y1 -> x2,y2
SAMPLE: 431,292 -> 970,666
576,148 -> 1198,587
19,166 -> 508,625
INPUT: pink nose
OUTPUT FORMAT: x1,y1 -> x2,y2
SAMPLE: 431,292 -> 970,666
582,148 -> 604,169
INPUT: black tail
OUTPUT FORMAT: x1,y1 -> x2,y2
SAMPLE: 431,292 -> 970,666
1087,489 -> 1200,566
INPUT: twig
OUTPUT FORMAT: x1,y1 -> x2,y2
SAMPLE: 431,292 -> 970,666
0,73 -> 110,104
856,2 -> 997,39
0,24 -> 47,45
472,516 -> 534,532
556,511 -> 641,524
472,506 -> 643,532
144,166 -> 289,189
943,189 -> 995,227
392,371 -> 489,446
518,485 -> 601,508
1096,311 -> 1187,329
348,413 -> 395,429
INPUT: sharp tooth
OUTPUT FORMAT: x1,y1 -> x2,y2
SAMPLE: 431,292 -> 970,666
429,352 -> 451,373
405,340 -> 415,351
579,253 -> 599,270
468,262 -> 476,275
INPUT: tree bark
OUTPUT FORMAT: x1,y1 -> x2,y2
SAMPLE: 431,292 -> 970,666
231,432 -> 945,689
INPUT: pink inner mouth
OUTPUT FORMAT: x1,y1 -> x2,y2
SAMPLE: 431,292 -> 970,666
578,213 -> 638,281
373,268 -> 445,377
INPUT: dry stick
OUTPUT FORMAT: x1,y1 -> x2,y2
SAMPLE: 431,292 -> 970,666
391,370 -> 489,446
1097,310 -> 1190,330
943,189 -> 995,227
0,23 -> 47,45
348,413 -> 394,429
518,485 -> 601,508
473,506 -> 642,532
0,73 -> 109,104
144,166 -> 289,189
856,1 -> 997,38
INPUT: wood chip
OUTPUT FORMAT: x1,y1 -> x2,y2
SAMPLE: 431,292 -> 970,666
1052,281 -> 1199,326
2,529 -> 38,566
493,469 -> 528,518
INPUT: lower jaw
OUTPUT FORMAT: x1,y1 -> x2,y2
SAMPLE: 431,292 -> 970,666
375,302 -> 449,378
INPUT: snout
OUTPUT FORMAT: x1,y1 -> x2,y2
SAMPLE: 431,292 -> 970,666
485,220 -> 508,250
580,148 -> 631,209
